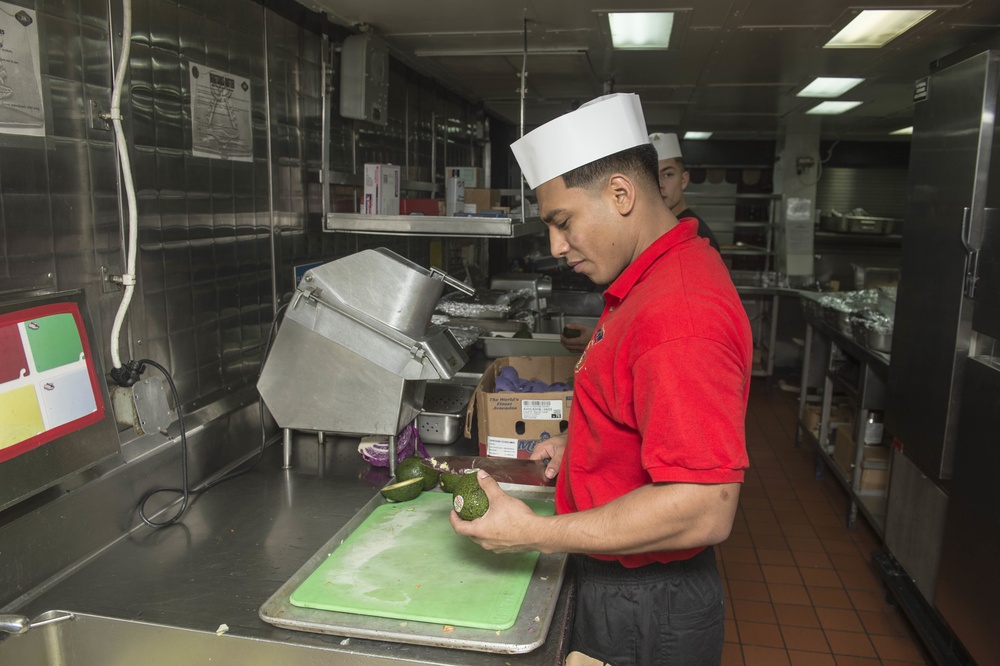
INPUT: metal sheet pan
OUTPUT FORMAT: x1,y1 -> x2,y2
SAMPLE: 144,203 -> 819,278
259,488 -> 567,654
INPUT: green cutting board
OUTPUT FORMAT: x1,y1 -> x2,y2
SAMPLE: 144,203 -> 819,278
289,491 -> 553,631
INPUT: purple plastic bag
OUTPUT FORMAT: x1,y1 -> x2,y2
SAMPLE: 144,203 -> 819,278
357,421 -> 428,467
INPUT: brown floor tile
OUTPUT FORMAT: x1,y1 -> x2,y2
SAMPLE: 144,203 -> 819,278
799,568 -> 843,588
722,545 -> 760,564
757,548 -> 796,566
775,509 -> 812,525
732,599 -> 777,623
738,620 -> 786,648
730,579 -> 771,602
825,629 -> 877,658
726,532 -> 757,549
794,550 -> 834,569
846,588 -> 888,612
769,583 -> 812,606
744,507 -> 779,522
786,536 -> 826,552
782,523 -> 818,538
722,641 -> 745,666
747,520 -> 785,536
815,607 -> 863,632
743,645 -> 791,666
821,538 -> 861,556
839,565 -> 880,592
788,650 -> 837,665
869,634 -> 927,663
741,496 -> 774,510
725,617 -> 739,642
754,530 -> 792,548
830,552 -> 873,574
774,603 -> 821,628
833,657 -> 881,665
781,626 -> 830,653
726,561 -> 766,582
809,586 -> 854,609
762,564 -> 804,586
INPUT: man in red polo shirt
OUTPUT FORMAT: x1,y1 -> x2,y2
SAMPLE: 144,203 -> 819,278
450,93 -> 751,666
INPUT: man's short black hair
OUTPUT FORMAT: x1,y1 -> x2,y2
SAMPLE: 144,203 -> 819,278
561,144 -> 659,192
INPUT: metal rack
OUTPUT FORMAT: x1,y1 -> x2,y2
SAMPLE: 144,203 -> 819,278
324,212 -> 545,238
796,302 -> 891,534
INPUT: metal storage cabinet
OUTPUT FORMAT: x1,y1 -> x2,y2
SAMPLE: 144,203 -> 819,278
885,50 -> 999,481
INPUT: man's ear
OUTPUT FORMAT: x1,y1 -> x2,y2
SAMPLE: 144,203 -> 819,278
680,169 -> 691,192
607,174 -> 636,216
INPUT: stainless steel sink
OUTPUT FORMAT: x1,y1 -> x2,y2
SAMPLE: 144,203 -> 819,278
0,611 -> 415,665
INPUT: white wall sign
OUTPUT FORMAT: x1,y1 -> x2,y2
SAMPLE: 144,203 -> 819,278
189,62 -> 252,162
0,3 -> 45,137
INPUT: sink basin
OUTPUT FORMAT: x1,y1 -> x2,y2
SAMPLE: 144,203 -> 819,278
0,611 -> 408,665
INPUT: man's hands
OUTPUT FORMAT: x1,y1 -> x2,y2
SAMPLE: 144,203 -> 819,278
560,324 -> 593,352
530,432 -> 567,480
449,471 -> 545,553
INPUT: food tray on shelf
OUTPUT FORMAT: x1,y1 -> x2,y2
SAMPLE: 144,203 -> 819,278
417,381 -> 474,444
480,332 -> 579,358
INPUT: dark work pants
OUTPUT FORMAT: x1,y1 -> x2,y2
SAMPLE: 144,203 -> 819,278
568,547 -> 725,666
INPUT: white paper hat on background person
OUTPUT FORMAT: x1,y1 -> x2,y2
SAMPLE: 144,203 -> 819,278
511,93 -> 648,189
649,132 -> 682,162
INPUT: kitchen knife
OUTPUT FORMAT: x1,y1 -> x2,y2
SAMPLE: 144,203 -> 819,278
419,455 -> 554,487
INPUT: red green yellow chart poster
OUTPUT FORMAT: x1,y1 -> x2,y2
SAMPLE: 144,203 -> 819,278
0,303 -> 105,463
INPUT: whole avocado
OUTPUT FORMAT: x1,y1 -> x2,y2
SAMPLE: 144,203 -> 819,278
452,472 -> 489,521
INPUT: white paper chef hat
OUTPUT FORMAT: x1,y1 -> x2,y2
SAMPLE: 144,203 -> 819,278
649,132 -> 682,161
511,93 -> 648,189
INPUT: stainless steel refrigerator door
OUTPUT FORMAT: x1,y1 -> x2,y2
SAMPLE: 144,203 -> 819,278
934,357 -> 1000,666
971,208 -> 1000,340
885,50 -> 1000,480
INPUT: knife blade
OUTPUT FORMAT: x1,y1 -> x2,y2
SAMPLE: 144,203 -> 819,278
419,455 -> 554,487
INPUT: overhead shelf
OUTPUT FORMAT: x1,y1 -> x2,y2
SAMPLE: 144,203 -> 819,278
324,213 -> 546,238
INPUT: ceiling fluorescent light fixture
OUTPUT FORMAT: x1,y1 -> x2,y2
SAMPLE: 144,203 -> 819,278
797,77 -> 864,98
890,126 -> 914,135
609,12 -> 674,49
684,131 -> 712,140
806,101 -> 863,115
825,10 -> 934,48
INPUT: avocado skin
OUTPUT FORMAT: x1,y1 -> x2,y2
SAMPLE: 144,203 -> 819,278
452,472 -> 489,520
562,326 -> 582,339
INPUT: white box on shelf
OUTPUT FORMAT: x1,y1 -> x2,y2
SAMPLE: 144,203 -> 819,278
445,176 -> 465,216
363,164 -> 400,215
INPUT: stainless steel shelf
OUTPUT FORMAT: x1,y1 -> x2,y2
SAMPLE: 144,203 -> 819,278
324,213 -> 546,238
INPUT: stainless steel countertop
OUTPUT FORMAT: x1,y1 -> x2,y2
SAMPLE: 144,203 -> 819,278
15,434 -> 571,665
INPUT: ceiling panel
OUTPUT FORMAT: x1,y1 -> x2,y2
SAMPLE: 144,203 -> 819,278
306,0 -> 1000,139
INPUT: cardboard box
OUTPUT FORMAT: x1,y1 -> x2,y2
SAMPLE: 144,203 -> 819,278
446,166 -> 482,188
802,403 -> 821,434
464,356 -> 575,459
363,164 -> 400,215
463,187 -> 501,213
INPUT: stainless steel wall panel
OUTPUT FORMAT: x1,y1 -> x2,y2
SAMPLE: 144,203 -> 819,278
81,25 -> 111,86
47,78 -> 88,140
4,195 -> 54,257
0,146 -> 50,193
52,195 -> 93,253
39,14 -> 84,81
48,139 -> 92,194
128,43 -> 156,147
89,143 -> 118,196
148,0 -> 177,53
